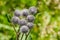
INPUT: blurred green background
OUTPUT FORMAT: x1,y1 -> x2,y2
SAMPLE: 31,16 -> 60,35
0,0 -> 60,40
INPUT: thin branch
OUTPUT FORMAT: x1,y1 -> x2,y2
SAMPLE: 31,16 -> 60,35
11,23 -> 17,40
13,25 -> 17,33
16,32 -> 20,40
16,26 -> 21,40
11,23 -> 17,34
25,29 -> 31,40
16,25 -> 22,40
17,26 -> 20,34
20,33 -> 24,40
11,23 -> 21,40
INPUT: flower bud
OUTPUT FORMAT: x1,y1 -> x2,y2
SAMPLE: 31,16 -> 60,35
27,15 -> 35,22
20,25 -> 29,33
11,16 -> 20,24
22,9 -> 29,17
27,22 -> 34,29
18,19 -> 27,26
14,9 -> 21,17
29,6 -> 37,14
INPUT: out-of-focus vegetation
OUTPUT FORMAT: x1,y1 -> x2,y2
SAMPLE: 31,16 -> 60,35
0,0 -> 60,40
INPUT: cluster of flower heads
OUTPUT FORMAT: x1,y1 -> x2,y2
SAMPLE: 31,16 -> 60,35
11,6 -> 37,33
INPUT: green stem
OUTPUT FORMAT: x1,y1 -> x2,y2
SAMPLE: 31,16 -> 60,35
16,32 -> 20,40
11,23 -> 17,40
25,29 -> 31,40
20,33 -> 24,40
11,23 -> 20,40
11,23 -> 17,34
16,26 -> 21,40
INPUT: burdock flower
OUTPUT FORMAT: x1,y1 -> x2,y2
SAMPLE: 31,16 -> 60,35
29,6 -> 37,14
18,19 -> 27,26
22,9 -> 29,17
20,25 -> 29,33
11,16 -> 20,24
27,22 -> 34,29
14,9 -> 21,17
27,15 -> 35,22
